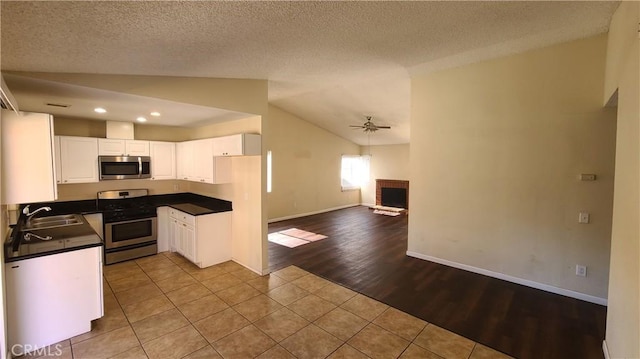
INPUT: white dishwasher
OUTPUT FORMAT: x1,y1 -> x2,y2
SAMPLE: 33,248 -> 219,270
5,246 -> 103,356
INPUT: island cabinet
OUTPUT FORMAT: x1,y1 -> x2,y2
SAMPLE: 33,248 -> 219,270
168,208 -> 231,268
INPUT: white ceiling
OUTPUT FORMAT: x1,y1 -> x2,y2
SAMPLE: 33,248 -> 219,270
0,1 -> 619,145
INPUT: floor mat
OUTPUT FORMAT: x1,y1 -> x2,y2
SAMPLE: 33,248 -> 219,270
373,209 -> 402,216
268,228 -> 328,248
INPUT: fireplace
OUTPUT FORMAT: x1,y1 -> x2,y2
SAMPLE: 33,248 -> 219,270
376,179 -> 409,209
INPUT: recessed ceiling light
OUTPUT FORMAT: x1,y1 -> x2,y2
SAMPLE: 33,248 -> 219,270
150,111 -> 161,117
136,117 -> 147,123
94,107 -> 107,113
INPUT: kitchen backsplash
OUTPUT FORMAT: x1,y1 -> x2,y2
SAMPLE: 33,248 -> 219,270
56,179 -> 188,201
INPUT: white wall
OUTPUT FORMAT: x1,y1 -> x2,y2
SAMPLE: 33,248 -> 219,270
360,144 -> 410,206
603,2 -> 640,358
266,105 -> 361,221
408,34 -> 616,302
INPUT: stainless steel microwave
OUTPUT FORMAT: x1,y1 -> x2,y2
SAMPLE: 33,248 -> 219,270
98,156 -> 151,180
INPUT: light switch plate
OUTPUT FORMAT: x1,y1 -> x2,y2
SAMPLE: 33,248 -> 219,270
579,174 -> 596,181
579,212 -> 590,224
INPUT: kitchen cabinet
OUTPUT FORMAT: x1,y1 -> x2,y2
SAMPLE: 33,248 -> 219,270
176,139 -> 231,184
149,141 -> 176,180
5,246 -> 103,355
212,133 -> 261,156
156,206 -> 170,252
57,136 -> 99,183
191,139 -> 214,183
98,139 -> 149,156
1,110 -> 57,204
169,208 -> 231,268
176,141 -> 192,181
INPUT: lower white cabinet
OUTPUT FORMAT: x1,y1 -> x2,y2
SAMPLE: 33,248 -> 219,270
169,208 -> 231,268
5,247 -> 103,356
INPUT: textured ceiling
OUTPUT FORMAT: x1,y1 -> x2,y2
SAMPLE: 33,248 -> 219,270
0,1 -> 619,145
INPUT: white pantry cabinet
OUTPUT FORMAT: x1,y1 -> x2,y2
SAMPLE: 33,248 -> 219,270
1,110 -> 57,204
212,133 -> 261,156
149,141 -> 176,180
5,246 -> 103,356
98,139 -> 149,156
56,136 -> 99,184
169,208 -> 231,268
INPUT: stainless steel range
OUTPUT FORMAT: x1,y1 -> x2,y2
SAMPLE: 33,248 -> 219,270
98,189 -> 157,264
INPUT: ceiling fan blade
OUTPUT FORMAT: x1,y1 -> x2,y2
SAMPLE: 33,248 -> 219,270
376,126 -> 391,129
349,125 -> 364,128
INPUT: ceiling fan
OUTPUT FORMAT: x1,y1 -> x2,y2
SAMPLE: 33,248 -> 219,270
350,116 -> 391,132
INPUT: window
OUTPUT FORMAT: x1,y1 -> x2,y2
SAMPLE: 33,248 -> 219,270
341,155 -> 370,191
267,150 -> 272,193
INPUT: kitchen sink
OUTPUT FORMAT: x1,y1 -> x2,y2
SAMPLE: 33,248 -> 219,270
23,214 -> 84,230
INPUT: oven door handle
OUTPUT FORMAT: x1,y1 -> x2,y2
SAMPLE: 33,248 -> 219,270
138,157 -> 142,178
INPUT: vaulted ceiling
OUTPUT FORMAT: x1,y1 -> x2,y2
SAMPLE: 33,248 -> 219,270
1,1 -> 619,145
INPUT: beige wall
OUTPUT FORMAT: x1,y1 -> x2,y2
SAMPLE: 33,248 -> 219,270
604,2 -> 640,357
409,34 -> 616,301
54,117 -> 191,142
360,144 -> 410,206
11,73 -> 268,117
266,105 -> 360,221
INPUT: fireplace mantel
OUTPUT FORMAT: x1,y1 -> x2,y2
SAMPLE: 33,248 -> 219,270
376,179 -> 409,209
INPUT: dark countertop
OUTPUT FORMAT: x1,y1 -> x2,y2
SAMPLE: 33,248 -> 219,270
6,193 -> 232,263
23,192 -> 233,216
169,203 -> 216,216
5,217 -> 102,263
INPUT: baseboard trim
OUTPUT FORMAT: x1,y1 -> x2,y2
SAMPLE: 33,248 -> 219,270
268,204 -> 360,223
602,340 -> 610,359
406,251 -> 608,306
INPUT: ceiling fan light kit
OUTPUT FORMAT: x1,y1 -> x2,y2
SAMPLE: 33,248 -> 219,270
350,116 -> 391,133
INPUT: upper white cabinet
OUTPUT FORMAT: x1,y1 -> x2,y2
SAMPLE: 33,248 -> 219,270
98,139 -> 149,156
212,134 -> 261,156
149,141 -> 176,180
176,139 -> 231,184
1,110 -> 57,204
57,136 -> 99,184
191,139 -> 214,183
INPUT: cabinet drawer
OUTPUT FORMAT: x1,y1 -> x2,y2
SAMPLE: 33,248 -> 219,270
168,208 -> 196,226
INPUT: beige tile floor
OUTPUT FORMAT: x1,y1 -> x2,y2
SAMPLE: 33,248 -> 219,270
25,252 -> 513,359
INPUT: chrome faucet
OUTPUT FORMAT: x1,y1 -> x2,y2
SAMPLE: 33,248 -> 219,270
22,205 -> 52,221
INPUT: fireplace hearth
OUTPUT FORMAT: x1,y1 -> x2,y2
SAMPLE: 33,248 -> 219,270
376,179 -> 409,209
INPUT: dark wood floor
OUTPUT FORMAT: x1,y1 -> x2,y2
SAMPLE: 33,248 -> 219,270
268,206 -> 607,359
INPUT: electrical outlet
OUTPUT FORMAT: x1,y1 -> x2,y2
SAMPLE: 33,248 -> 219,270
578,212 -> 590,224
173,184 -> 180,191
576,265 -> 587,277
